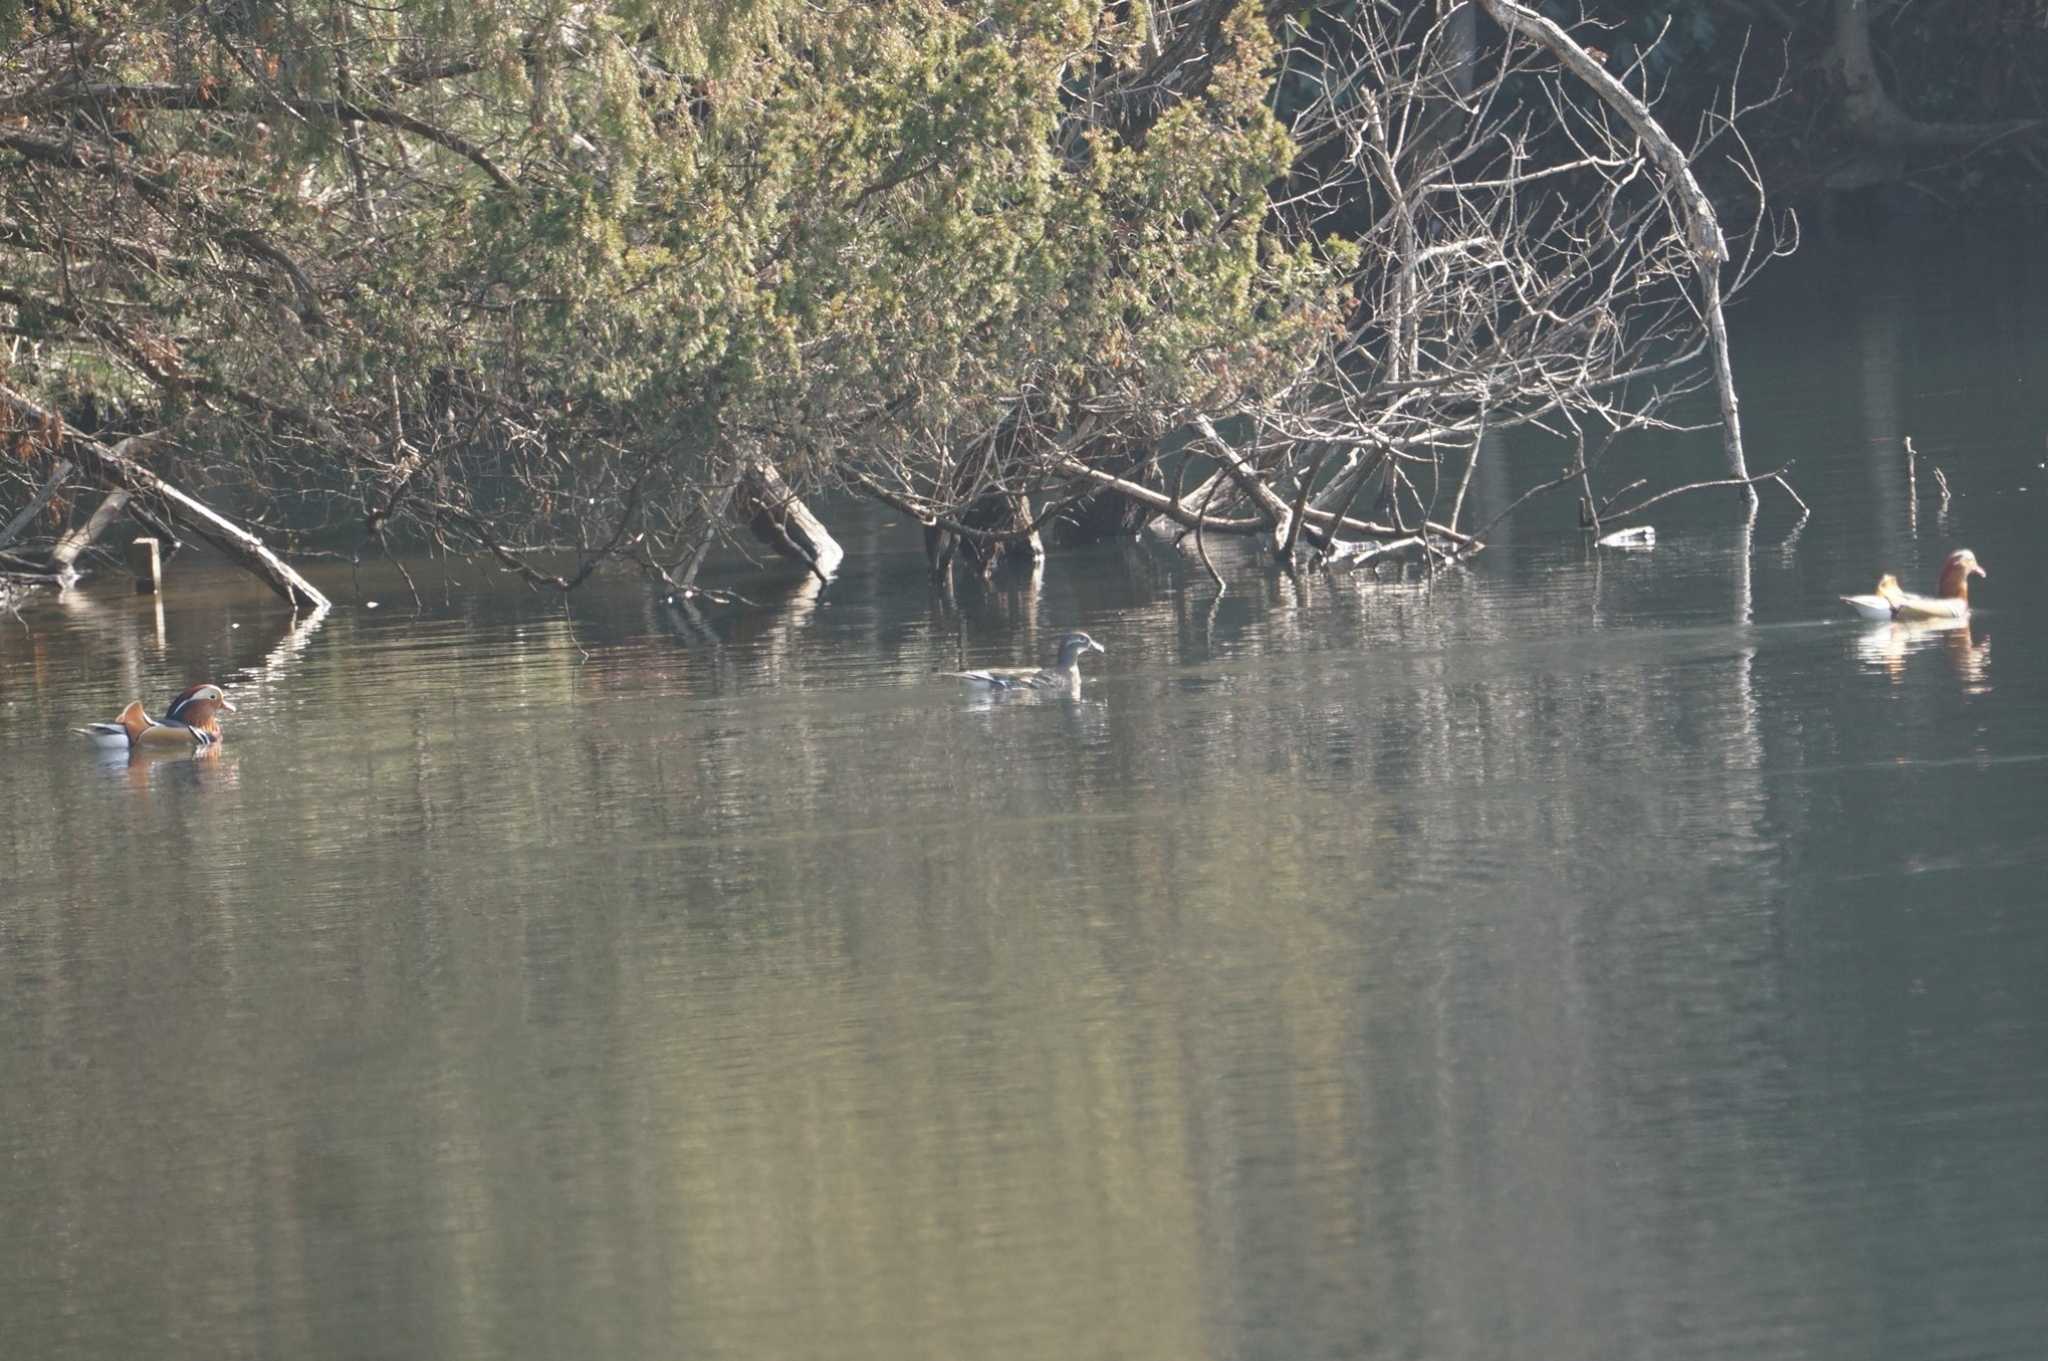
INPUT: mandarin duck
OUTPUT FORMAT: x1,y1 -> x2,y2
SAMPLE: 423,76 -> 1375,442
1842,550 -> 1985,622
77,683 -> 235,750
941,631 -> 1106,691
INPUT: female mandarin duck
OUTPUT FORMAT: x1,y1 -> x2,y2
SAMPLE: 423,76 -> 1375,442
941,631 -> 1106,691
76,683 -> 235,750
1841,550 -> 1986,622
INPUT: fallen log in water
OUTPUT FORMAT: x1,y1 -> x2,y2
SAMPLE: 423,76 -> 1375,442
0,385 -> 330,609
736,459 -> 843,581
49,488 -> 130,585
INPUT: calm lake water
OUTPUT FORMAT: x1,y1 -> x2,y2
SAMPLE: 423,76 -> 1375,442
5,239 -> 2048,1360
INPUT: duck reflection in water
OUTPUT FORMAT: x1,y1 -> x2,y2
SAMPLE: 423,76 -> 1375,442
93,741 -> 240,790
1856,615 -> 1990,690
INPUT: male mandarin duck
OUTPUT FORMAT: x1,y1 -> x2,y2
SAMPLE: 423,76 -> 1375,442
162,682 -> 236,741
76,683 -> 235,751
941,630 -> 1106,691
1841,550 -> 1986,622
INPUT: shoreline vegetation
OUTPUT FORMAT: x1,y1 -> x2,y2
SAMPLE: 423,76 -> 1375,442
1,2 -> 2033,612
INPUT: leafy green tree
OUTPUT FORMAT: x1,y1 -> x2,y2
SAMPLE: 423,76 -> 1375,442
3,1 -> 1782,596
2,0 -> 1338,588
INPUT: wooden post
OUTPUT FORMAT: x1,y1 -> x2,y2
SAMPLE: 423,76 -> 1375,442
129,536 -> 161,594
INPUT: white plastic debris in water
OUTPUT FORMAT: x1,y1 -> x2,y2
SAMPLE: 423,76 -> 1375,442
1596,526 -> 1656,549
366,600 -> 380,609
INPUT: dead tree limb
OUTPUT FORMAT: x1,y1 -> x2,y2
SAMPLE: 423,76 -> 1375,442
0,457 -> 71,551
430,473 -> 647,595
0,387 -> 330,608
365,371 -> 424,541
1278,445 -> 1330,567
1598,464 -> 1806,523
737,460 -> 843,581
1048,451 -> 1475,549
852,471 -> 1080,550
1192,414 -> 1293,549
1309,449 -> 1384,567
679,480 -> 742,591
1476,0 -> 1755,513
955,491 -> 1043,577
49,490 -> 130,579
1326,536 -> 1431,571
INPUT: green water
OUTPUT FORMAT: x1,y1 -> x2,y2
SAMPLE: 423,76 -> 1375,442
3,240 -> 2047,1360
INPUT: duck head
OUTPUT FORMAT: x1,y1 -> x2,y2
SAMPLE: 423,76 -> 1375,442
164,683 -> 236,735
1055,631 -> 1106,668
1937,550 -> 1986,601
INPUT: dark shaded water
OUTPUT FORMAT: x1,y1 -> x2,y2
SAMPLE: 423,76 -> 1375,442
4,240 -> 2048,1360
